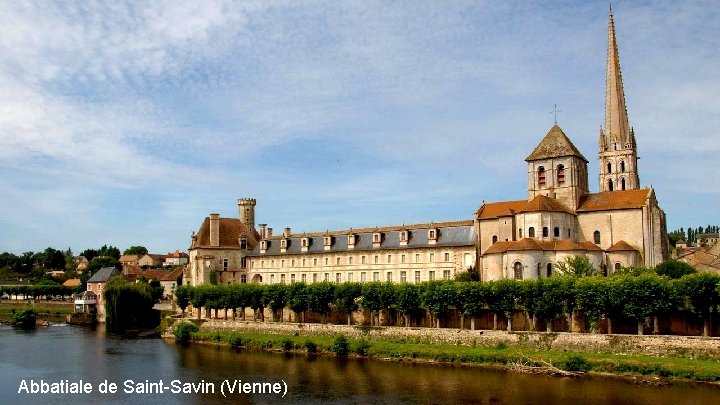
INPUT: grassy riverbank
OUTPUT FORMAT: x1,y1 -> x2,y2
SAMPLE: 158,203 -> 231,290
0,301 -> 74,322
182,328 -> 720,382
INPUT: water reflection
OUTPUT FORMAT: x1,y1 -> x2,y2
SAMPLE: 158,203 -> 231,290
0,324 -> 718,405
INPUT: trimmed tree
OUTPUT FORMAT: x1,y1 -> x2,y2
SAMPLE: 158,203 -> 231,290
457,282 -> 488,330
395,283 -> 422,327
287,282 -> 309,323
334,282 -> 362,325
487,279 -> 520,331
421,281 -> 456,328
518,279 -> 542,331
174,285 -> 191,317
264,284 -> 288,322
679,273 -> 720,337
307,282 -> 335,324
574,276 -> 612,333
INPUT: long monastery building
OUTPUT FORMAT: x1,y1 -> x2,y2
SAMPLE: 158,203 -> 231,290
186,10 -> 668,287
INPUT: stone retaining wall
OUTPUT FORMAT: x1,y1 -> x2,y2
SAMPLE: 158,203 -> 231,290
198,319 -> 720,360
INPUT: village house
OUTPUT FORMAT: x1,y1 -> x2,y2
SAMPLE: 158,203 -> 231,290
163,250 -> 189,266
86,267 -> 120,322
119,254 -> 140,268
138,254 -> 166,268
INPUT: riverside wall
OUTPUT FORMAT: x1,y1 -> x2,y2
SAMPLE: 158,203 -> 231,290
196,319 -> 720,360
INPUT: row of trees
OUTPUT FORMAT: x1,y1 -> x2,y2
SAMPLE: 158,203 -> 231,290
175,271 -> 720,337
0,284 -> 80,298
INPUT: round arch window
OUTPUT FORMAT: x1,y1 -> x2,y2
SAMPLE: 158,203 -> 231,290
513,262 -> 523,280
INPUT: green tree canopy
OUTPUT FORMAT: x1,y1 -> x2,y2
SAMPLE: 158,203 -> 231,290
123,246 -> 148,256
554,256 -> 598,277
655,260 -> 697,279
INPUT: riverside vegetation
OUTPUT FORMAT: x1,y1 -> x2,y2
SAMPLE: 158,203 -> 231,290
174,261 -> 720,337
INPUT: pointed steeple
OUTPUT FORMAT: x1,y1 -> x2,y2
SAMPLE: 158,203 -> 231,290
598,7 -> 640,192
603,8 -> 631,146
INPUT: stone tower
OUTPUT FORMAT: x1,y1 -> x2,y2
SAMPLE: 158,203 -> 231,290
237,198 -> 256,230
526,125 -> 589,210
598,8 -> 640,192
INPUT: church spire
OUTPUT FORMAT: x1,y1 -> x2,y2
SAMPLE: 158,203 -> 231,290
603,7 -> 631,146
598,7 -> 640,192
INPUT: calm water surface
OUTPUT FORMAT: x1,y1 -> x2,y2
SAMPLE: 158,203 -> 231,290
0,324 -> 718,404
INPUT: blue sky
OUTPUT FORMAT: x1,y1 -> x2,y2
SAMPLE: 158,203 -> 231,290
1,1 -> 718,255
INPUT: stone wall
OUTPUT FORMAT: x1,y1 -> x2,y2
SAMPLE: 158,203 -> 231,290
199,319 -> 720,360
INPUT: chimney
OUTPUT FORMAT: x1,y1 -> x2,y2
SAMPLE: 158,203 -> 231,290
267,227 -> 273,238
259,224 -> 267,239
209,213 -> 220,247
283,227 -> 291,237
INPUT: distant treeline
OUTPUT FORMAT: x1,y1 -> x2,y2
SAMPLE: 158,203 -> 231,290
669,225 -> 720,247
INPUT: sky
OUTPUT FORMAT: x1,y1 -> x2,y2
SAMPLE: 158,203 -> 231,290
0,0 -> 718,255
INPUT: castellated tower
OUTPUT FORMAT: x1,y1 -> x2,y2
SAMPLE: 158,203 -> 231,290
598,9 -> 640,192
237,198 -> 256,230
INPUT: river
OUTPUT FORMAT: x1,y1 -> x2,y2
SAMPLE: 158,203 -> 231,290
0,324 -> 718,404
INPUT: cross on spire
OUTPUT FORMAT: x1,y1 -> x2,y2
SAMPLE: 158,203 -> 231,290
550,104 -> 561,125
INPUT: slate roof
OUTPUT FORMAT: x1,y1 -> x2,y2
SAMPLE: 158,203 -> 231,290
577,189 -> 650,212
247,221 -> 475,257
191,217 -> 259,250
87,267 -> 120,283
525,125 -> 588,162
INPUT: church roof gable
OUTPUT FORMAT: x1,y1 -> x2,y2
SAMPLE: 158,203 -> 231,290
525,125 -> 588,162
476,200 -> 527,220
577,189 -> 651,212
607,240 -> 638,252
518,195 -> 575,215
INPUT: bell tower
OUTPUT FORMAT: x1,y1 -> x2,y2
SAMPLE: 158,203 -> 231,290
598,8 -> 640,192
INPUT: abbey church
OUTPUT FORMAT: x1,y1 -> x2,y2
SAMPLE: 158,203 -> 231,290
186,11 -> 668,287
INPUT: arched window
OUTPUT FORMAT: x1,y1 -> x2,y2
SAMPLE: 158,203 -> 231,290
492,235 -> 498,244
528,227 -> 535,238
538,166 -> 546,186
607,162 -> 612,173
542,227 -> 549,237
553,227 -> 560,237
620,161 -> 625,172
621,178 -> 626,190
513,262 -> 523,280
614,262 -> 621,272
557,164 -> 565,184
593,230 -> 601,244
608,179 -> 614,191
546,263 -> 552,278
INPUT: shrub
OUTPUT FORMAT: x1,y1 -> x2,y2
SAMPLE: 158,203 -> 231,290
281,338 -> 293,351
174,322 -> 199,342
12,308 -> 37,329
331,335 -> 350,357
495,342 -> 508,350
562,355 -> 591,372
304,339 -> 317,354
352,339 -> 371,356
228,334 -> 244,347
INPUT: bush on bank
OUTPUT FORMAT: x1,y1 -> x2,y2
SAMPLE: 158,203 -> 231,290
177,269 -> 720,336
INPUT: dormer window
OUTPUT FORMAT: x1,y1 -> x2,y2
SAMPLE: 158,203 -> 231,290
428,228 -> 438,244
399,230 -> 409,246
372,232 -> 382,248
347,234 -> 356,249
260,240 -> 268,253
239,237 -> 248,250
538,166 -> 546,186
323,236 -> 333,251
280,238 -> 289,252
301,237 -> 310,252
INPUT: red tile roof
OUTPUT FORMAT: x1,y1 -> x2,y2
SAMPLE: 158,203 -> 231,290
577,189 -> 651,212
476,200 -> 528,220
518,195 -> 574,214
192,217 -> 259,249
483,238 -> 603,254
607,240 -> 638,252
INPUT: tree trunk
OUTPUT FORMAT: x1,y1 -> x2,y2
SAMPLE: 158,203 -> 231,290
546,320 -> 552,333
471,317 -> 475,331
347,314 -> 351,326
506,314 -> 512,332
436,317 -> 440,329
531,314 -> 536,332
242,307 -> 246,321
493,313 -> 497,330
232,308 -> 236,320
653,316 -> 659,335
460,314 -> 465,330
637,320 -> 644,335
607,317 -> 613,334
703,317 -> 710,337
213,308 -> 218,319
404,314 -> 410,328
224,309 -> 228,320
197,307 -> 201,320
